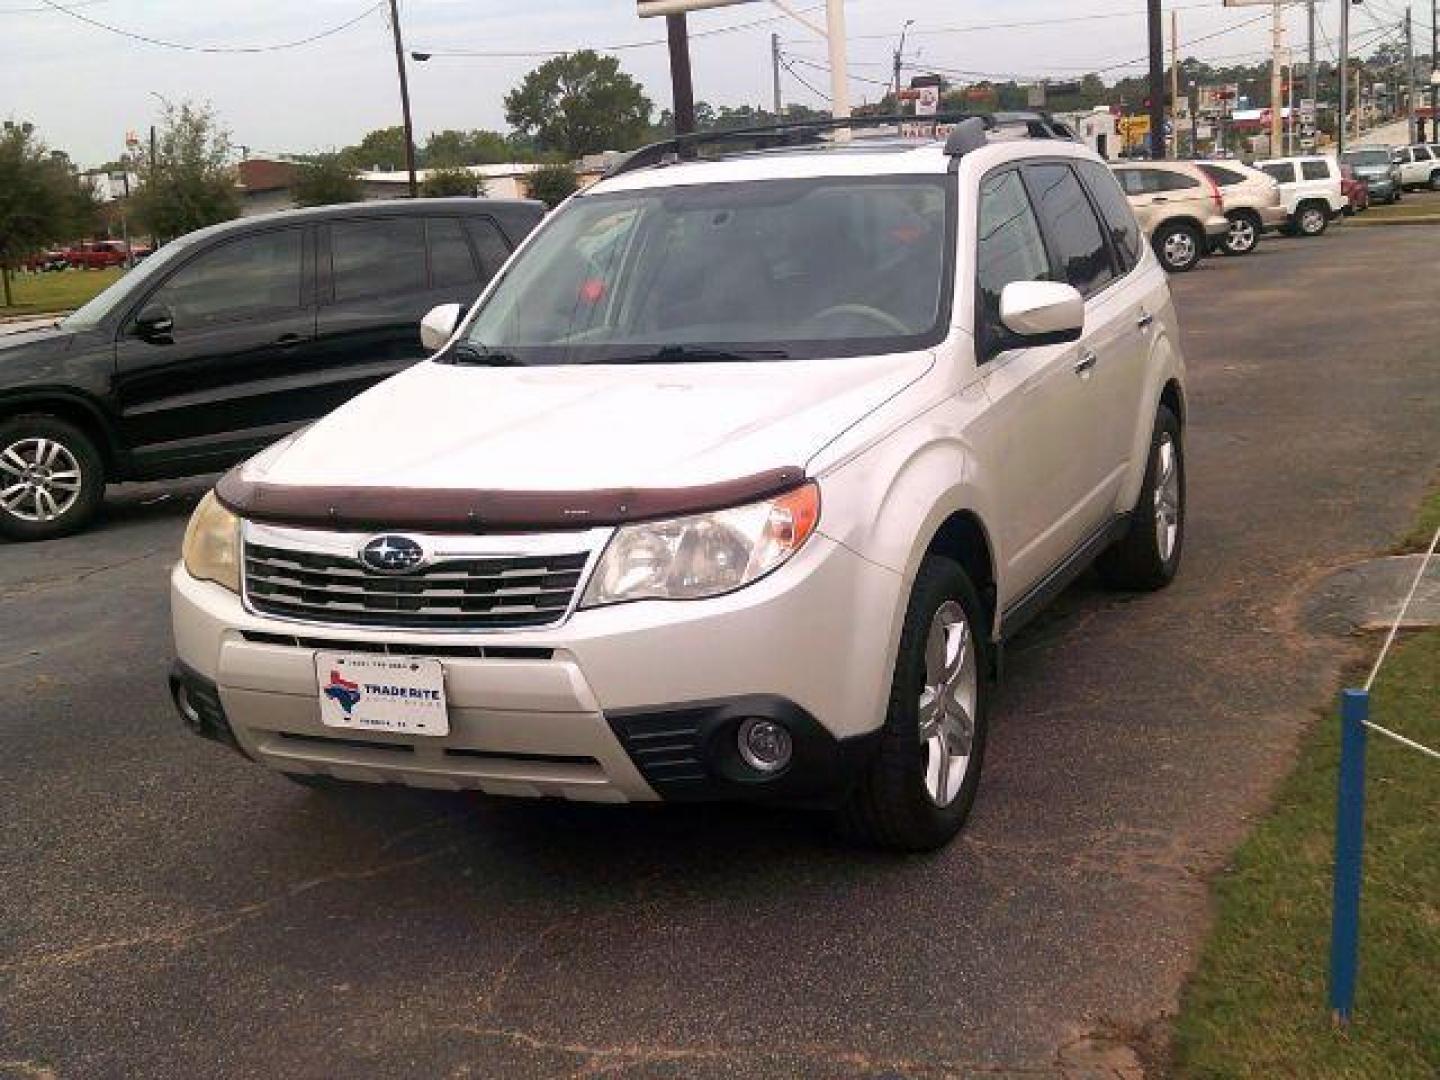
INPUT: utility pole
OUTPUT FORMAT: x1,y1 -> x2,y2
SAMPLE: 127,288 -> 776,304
1308,0 -> 1318,107
1339,0 -> 1351,155
1147,0 -> 1166,158
893,18 -> 915,102
386,0 -> 418,197
666,14 -> 697,134
1171,9 -> 1181,156
827,0 -> 852,127
1404,5 -> 1417,143
1431,0 -> 1438,144
1270,0 -> 1285,157
771,33 -> 783,117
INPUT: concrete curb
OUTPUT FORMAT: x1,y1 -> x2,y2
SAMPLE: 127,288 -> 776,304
1346,215 -> 1440,227
0,310 -> 68,324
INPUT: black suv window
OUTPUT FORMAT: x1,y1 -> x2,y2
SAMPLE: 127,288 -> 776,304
465,218 -> 514,281
331,218 -> 427,301
1301,160 -> 1330,181
1077,160 -> 1142,271
1023,163 -> 1116,297
150,228 -> 303,327
1200,164 -> 1247,186
426,218 -> 480,289
976,168 -> 1051,359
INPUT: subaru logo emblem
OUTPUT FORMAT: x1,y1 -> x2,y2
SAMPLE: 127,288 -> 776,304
359,535 -> 426,575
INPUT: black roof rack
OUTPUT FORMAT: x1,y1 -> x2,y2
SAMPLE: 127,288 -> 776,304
606,111 -> 1079,178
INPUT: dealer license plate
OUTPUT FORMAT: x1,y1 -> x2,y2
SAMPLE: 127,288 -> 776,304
315,652 -> 449,737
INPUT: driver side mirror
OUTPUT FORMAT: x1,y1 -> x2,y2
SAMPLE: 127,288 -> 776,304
420,303 -> 463,352
133,303 -> 174,344
999,281 -> 1085,347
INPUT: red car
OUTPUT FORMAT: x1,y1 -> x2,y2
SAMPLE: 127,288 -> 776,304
63,240 -> 130,269
1340,164 -> 1370,215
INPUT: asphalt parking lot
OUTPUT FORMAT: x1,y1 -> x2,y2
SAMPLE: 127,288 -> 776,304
3,224 -> 1439,1079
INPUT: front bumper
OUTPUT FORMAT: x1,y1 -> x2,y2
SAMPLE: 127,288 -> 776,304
169,531 -> 902,805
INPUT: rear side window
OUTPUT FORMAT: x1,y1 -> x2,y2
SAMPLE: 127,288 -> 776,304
1261,163 -> 1296,184
1077,161 -> 1143,271
465,218 -> 515,282
426,218 -> 480,289
1301,160 -> 1330,181
975,169 -> 1051,359
331,218 -> 428,301
1152,170 -> 1201,192
1414,146 -> 1434,162
150,229 -> 303,327
1022,163 -> 1116,297
1201,164 -> 1247,186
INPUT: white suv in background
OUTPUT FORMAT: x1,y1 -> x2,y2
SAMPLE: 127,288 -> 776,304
170,115 -> 1189,851
1393,144 -> 1440,191
1254,155 -> 1348,236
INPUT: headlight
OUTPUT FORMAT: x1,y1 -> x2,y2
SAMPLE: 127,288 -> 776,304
182,491 -> 241,594
582,482 -> 820,607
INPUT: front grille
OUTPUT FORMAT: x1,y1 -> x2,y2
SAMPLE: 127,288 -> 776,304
244,542 -> 590,631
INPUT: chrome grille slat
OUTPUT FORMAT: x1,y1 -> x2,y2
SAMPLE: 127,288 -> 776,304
242,535 -> 593,631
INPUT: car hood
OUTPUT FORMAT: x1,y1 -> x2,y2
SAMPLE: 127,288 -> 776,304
242,352 -> 937,492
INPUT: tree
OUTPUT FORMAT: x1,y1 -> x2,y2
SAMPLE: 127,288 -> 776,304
524,163 -> 579,209
131,101 -> 240,242
292,154 -> 364,206
505,51 -> 652,157
421,165 -> 487,198
423,129 -> 512,167
0,122 -> 93,307
341,126 -> 408,171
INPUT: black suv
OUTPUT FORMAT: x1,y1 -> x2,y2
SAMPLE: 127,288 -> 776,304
0,198 -> 544,540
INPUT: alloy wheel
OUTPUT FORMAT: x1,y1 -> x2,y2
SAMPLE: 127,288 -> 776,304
1163,230 -> 1196,269
918,600 -> 979,808
1226,217 -> 1257,253
1153,433 -> 1181,564
0,437 -> 83,523
1300,208 -> 1325,235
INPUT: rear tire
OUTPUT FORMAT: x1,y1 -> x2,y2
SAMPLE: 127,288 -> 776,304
1295,203 -> 1329,237
0,415 -> 105,542
1222,211 -> 1261,256
1097,406 -> 1185,592
839,556 -> 991,852
1153,222 -> 1203,273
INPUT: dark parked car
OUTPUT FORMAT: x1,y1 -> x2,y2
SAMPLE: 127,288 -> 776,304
0,198 -> 544,540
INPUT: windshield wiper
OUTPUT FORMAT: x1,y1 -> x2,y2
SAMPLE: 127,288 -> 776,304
445,341 -> 522,367
608,345 -> 790,365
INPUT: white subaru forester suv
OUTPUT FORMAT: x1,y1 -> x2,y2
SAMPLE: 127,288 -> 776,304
170,115 -> 1187,851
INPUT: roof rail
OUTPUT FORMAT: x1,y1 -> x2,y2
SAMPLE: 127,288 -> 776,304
606,110 -> 1078,178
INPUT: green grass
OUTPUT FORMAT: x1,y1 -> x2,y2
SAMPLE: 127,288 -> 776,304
0,267 -> 123,317
1353,194 -> 1440,223
1173,532 -> 1440,1076
1397,481 -> 1440,555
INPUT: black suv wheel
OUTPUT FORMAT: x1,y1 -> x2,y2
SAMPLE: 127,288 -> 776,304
0,415 -> 105,541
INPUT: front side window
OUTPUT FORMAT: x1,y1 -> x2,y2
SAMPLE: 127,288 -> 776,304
148,229 -> 303,328
331,218 -> 427,301
459,177 -> 952,364
975,169 -> 1051,359
1261,163 -> 1296,184
426,218 -> 480,290
1301,160 -> 1330,181
1413,146 -> 1434,162
1023,163 -> 1116,297
1152,170 -> 1202,192
1077,161 -> 1142,270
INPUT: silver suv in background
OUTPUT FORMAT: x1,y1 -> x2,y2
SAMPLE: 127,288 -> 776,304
1340,147 -> 1402,204
1112,161 -> 1230,272
1195,160 -> 1288,256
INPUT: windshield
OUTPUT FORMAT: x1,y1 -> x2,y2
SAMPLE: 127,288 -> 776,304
457,176 -> 953,364
60,238 -> 192,329
1342,150 -> 1391,168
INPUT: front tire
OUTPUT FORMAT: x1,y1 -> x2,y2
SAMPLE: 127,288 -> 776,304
1222,212 -> 1261,256
840,556 -> 990,852
1154,222 -> 1203,273
1097,406 -> 1185,592
1295,203 -> 1329,237
0,415 -> 105,542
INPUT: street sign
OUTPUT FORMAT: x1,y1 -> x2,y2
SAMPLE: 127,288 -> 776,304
638,0 -> 757,15
916,86 -> 940,117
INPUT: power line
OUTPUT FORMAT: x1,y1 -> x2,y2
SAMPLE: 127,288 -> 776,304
30,0 -> 386,52
0,0 -> 105,13
412,3 -> 824,60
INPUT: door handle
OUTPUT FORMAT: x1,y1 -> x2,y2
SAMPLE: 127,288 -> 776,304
1074,350 -> 1099,376
1151,196 -> 1169,204
1137,311 -> 1155,331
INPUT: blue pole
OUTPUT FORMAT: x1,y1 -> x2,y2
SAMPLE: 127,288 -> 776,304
1328,688 -> 1369,1025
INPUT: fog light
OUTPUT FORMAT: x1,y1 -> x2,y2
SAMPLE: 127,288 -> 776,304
738,717 -> 793,774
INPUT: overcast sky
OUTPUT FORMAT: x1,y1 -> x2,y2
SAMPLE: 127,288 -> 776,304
2,0 -> 1391,167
